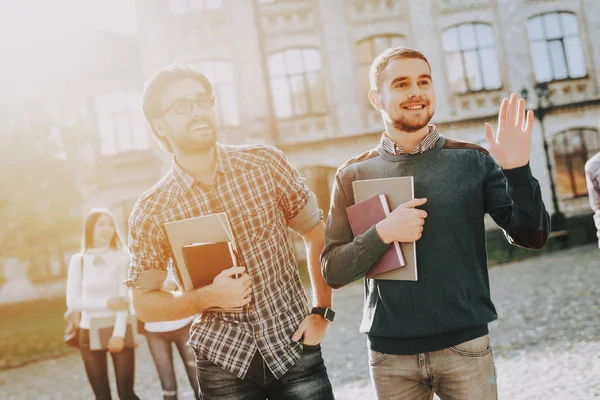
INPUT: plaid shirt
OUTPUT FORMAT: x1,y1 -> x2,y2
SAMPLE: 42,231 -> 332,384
381,125 -> 440,155
126,143 -> 321,379
585,151 -> 600,247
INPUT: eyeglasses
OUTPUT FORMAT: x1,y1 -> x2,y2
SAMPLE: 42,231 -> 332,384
162,94 -> 216,115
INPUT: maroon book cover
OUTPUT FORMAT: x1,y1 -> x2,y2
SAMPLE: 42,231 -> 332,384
346,193 -> 406,278
181,241 -> 235,288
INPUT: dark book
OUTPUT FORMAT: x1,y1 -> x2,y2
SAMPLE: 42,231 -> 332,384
181,241 -> 243,313
352,177 -> 417,281
346,193 -> 407,278
181,241 -> 236,288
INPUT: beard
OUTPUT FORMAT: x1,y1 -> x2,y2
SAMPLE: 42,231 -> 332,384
390,108 -> 435,132
168,118 -> 217,154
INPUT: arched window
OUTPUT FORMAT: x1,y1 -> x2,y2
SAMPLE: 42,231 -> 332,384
553,127 -> 600,198
191,60 -> 241,127
267,48 -> 328,120
356,34 -> 407,104
527,12 -> 586,82
93,89 -> 150,156
442,23 -> 502,93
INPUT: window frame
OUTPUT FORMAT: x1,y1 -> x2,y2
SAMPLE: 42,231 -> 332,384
441,22 -> 503,94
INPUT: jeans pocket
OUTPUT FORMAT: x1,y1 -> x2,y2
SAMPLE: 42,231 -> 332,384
368,349 -> 388,366
302,343 -> 321,351
449,335 -> 492,357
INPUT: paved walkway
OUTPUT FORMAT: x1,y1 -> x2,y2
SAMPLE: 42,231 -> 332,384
1,244 -> 599,399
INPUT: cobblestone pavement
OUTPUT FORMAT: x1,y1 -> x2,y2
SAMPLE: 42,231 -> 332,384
1,244 -> 598,399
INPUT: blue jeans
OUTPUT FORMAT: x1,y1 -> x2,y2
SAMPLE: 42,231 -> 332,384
195,344 -> 335,399
145,322 -> 200,400
79,329 -> 140,400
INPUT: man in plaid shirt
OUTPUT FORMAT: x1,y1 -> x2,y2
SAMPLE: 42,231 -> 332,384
584,119 -> 600,248
126,64 -> 335,399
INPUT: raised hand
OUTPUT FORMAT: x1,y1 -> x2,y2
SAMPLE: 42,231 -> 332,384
485,93 -> 535,169
204,266 -> 252,309
376,198 -> 428,244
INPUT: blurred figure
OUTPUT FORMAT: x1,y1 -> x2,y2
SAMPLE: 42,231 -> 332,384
144,267 -> 199,400
66,208 -> 140,400
584,119 -> 600,248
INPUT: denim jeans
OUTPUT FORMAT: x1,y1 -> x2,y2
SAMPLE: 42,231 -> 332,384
145,322 -> 200,400
79,329 -> 140,400
369,334 -> 497,400
195,344 -> 335,399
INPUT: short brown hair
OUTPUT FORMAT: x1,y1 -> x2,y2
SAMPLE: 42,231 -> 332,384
369,47 -> 431,91
142,64 -> 213,153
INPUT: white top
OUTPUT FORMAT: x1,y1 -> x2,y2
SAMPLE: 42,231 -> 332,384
66,247 -> 130,337
143,268 -> 195,333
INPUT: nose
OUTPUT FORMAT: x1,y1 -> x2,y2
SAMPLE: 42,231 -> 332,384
407,83 -> 420,99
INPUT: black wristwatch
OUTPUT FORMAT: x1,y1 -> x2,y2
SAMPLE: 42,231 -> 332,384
311,307 -> 335,323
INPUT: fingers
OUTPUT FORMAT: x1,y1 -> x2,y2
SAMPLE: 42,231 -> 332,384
292,324 -> 306,342
516,98 -> 526,129
222,266 -> 246,277
498,98 -> 509,128
485,123 -> 495,145
525,109 -> 535,135
400,198 -> 427,209
508,93 -> 519,126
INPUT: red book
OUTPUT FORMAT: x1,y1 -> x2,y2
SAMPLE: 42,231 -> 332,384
346,193 -> 406,278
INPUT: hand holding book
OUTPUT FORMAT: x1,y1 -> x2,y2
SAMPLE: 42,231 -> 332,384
204,266 -> 252,309
375,198 -> 428,244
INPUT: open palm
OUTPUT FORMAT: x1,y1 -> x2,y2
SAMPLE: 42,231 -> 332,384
485,93 -> 535,169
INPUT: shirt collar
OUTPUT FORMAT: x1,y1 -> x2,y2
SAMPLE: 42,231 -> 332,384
171,143 -> 234,194
381,124 -> 439,156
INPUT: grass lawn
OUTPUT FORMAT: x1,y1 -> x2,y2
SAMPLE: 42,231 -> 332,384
0,297 -> 75,370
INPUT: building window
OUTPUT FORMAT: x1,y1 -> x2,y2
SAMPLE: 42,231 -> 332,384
169,0 -> 222,14
527,12 -> 586,83
356,35 -> 407,104
442,23 -> 502,94
267,48 -> 328,120
553,128 -> 600,199
93,90 -> 150,156
191,60 -> 241,127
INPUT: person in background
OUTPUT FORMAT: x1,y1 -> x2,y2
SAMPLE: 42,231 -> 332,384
144,266 -> 200,400
584,118 -> 600,248
66,208 -> 140,400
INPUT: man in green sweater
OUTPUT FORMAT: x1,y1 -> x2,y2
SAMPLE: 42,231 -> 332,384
321,47 -> 550,399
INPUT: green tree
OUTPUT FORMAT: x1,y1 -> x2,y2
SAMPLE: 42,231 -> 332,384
0,119 -> 88,281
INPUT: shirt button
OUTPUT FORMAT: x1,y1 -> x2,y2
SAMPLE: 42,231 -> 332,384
255,333 -> 260,340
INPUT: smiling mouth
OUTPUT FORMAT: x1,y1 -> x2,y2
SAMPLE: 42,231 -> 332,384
189,122 -> 210,131
403,104 -> 426,110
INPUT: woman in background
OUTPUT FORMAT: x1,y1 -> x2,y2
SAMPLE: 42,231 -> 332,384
144,266 -> 200,400
66,208 -> 140,400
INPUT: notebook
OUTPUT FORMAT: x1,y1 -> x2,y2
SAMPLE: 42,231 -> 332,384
89,315 -> 136,351
181,241 -> 237,288
346,193 -> 406,278
352,176 -> 418,281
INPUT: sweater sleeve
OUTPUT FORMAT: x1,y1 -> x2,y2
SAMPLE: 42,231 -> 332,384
111,251 -> 130,338
483,155 -> 550,249
321,172 -> 390,288
66,254 -> 110,311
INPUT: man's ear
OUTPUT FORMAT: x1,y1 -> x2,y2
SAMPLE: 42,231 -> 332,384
152,119 -> 168,139
368,89 -> 381,111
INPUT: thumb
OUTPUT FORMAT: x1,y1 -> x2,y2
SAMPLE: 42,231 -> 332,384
400,198 -> 427,209
485,123 -> 495,145
292,322 -> 306,342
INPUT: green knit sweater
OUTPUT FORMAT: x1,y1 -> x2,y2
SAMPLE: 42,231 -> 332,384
321,136 -> 550,355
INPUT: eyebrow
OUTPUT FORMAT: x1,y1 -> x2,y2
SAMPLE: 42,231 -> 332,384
389,74 -> 433,87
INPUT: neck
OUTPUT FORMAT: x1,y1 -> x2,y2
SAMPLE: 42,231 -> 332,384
174,146 -> 216,184
384,123 -> 430,153
90,244 -> 110,252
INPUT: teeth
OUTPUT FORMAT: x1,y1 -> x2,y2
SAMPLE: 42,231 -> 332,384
191,123 -> 208,130
405,105 -> 424,110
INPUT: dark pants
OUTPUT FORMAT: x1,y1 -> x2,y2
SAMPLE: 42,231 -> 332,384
195,344 -> 335,400
146,322 -> 200,400
79,329 -> 140,400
